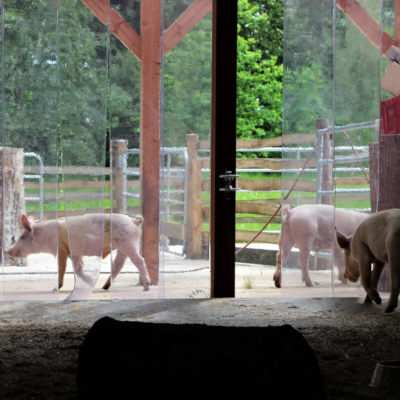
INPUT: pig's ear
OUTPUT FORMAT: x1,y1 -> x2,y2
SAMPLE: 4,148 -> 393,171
20,214 -> 33,232
336,231 -> 350,249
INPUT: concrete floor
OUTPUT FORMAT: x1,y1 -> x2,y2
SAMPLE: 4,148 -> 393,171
0,250 -> 366,301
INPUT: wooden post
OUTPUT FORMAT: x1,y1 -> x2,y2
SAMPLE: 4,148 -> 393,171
140,0 -> 162,285
369,142 -> 379,212
185,134 -> 203,258
316,119 -> 333,205
395,0 -> 400,42
0,147 -> 26,266
111,139 -> 128,214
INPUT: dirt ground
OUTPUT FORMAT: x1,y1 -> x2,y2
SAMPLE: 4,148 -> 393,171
0,298 -> 399,399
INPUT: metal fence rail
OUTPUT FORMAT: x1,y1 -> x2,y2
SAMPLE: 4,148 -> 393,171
23,152 -> 44,219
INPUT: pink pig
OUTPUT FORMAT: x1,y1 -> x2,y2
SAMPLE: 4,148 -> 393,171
273,204 -> 368,287
7,213 -> 151,291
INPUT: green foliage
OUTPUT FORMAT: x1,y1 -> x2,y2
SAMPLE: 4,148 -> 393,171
0,0 -> 285,160
237,0 -> 283,139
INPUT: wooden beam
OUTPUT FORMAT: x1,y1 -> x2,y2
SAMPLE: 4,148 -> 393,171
336,0 -> 396,54
81,0 -> 142,60
395,0 -> 400,42
163,0 -> 212,54
140,0 -> 162,285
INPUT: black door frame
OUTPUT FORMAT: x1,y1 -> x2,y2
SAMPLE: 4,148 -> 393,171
210,0 -> 237,298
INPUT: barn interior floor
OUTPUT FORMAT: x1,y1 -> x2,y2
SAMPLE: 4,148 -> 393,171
0,296 -> 399,399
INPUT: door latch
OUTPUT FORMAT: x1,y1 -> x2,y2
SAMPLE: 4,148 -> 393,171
219,170 -> 240,192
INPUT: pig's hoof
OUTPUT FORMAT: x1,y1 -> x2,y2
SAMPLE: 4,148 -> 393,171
374,295 -> 382,305
384,305 -> 396,313
273,273 -> 281,288
304,279 -> 313,287
364,295 -> 372,304
102,283 -> 110,290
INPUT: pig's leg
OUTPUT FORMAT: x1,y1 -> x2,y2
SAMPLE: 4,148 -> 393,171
125,245 -> 150,291
71,256 -> 94,287
386,249 -> 400,312
57,249 -> 68,290
333,245 -> 347,284
359,252 -> 381,305
298,246 -> 313,287
364,262 -> 384,305
102,251 -> 127,290
273,238 -> 293,288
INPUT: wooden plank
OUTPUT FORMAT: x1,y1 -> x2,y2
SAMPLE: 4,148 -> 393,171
236,230 -> 279,244
140,0 -> 162,284
42,193 -> 109,202
31,206 -> 142,220
111,140 -> 128,213
0,148 -> 26,265
160,221 -> 185,241
81,0 -> 142,59
185,134 -> 203,258
236,158 -> 316,170
201,133 -> 314,150
164,0 -> 212,54
336,0 -> 395,55
236,216 -> 281,224
33,208 -> 113,220
25,180 -> 112,190
25,166 -> 111,176
237,134 -> 314,149
396,0 -> 400,42
236,201 -> 279,215
198,157 -> 210,169
335,176 -> 369,186
369,143 -> 379,212
238,178 -> 315,192
377,135 -> 400,210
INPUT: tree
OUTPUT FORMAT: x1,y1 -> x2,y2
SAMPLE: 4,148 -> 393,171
237,0 -> 283,139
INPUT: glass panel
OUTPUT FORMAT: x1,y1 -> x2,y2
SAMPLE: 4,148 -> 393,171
281,0 -> 335,295
334,0 -> 381,299
160,0 -> 212,298
0,0 -> 111,300
0,0 -> 213,301
0,0 -> 62,300
58,0 -> 110,300
107,1 -> 151,298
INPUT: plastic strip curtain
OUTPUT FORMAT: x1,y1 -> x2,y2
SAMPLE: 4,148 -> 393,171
0,0 -> 62,300
59,0 -> 111,301
0,0 -> 115,301
282,0 -> 336,296
334,0 -> 382,300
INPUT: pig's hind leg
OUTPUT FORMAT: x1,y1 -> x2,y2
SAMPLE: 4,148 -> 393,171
57,250 -> 68,290
273,237 -> 294,288
385,241 -> 400,313
298,246 -> 313,287
124,244 -> 150,291
102,251 -> 127,290
358,251 -> 381,305
334,245 -> 347,284
71,256 -> 95,287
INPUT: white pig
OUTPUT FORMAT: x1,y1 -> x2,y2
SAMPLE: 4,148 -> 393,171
7,213 -> 150,291
337,208 -> 400,313
274,204 -> 368,287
